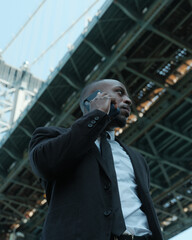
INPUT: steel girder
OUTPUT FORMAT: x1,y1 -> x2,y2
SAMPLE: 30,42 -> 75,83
0,0 -> 192,239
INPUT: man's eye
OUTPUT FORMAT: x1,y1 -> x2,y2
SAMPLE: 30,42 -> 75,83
117,90 -> 123,95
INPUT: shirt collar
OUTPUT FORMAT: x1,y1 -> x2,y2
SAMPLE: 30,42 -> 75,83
106,130 -> 115,140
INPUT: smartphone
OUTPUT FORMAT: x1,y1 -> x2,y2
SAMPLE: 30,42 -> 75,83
83,90 -> 120,117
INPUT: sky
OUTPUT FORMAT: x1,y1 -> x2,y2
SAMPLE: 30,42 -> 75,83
0,0 -> 192,239
0,0 -> 107,80
169,227 -> 192,240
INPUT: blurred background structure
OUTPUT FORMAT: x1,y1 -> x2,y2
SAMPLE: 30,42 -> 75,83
0,0 -> 191,239
0,60 -> 43,139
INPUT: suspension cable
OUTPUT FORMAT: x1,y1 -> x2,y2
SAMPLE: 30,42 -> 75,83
2,0 -> 47,54
30,0 -> 99,66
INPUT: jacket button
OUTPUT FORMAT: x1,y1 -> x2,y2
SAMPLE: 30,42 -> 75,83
91,120 -> 96,124
94,116 -> 99,120
104,210 -> 112,216
104,183 -> 111,190
88,123 -> 93,128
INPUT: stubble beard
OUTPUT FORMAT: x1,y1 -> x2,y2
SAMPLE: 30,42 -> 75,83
106,114 -> 127,130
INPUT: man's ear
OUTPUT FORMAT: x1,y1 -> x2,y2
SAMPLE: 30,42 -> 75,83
80,101 -> 87,115
83,106 -> 89,115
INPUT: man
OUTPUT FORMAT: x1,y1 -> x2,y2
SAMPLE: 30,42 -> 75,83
29,79 -> 163,240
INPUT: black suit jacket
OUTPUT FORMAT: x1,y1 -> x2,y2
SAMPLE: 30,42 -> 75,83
29,110 -> 163,240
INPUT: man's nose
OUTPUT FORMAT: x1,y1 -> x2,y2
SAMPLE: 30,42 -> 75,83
123,95 -> 132,106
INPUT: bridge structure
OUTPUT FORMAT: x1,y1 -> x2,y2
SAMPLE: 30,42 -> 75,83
0,0 -> 191,239
0,60 -> 43,140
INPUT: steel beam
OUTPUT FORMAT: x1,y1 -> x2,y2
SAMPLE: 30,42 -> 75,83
25,214 -> 45,233
1,201 -> 25,218
145,133 -> 173,186
26,115 -> 37,128
113,1 -> 141,23
156,205 -> 183,218
174,109 -> 192,126
157,135 -> 177,153
162,156 -> 192,162
155,123 -> 192,143
0,156 -> 27,192
0,194 -> 34,209
19,126 -> 32,138
70,57 -> 82,81
126,57 -> 192,63
55,94 -> 80,127
37,101 -> 58,116
114,0 -> 192,54
165,101 -> 190,122
46,88 -> 58,106
0,121 -> 10,128
86,0 -> 174,83
11,179 -> 44,193
125,65 -> 186,99
0,221 -> 16,225
2,147 -> 21,161
160,160 -> 191,175
59,72 -> 82,90
0,164 -> 7,178
0,193 -> 36,206
84,39 -> 108,58
0,210 -> 17,220
146,133 -> 188,218
151,182 -> 164,190
149,25 -> 192,54
97,21 -> 108,48
175,191 -> 192,202
131,146 -> 192,174
170,141 -> 192,157
153,175 -> 191,203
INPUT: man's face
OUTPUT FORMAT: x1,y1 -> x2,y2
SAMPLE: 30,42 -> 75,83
86,79 -> 132,129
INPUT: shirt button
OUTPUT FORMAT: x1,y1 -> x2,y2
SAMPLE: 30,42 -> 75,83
91,120 -> 96,124
94,116 -> 99,120
104,183 -> 111,190
88,123 -> 93,128
104,210 -> 112,216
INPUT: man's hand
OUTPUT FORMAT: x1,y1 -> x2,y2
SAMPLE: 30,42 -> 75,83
89,92 -> 117,114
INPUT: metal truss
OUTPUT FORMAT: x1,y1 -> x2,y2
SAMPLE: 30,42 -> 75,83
0,0 -> 191,239
0,60 -> 43,140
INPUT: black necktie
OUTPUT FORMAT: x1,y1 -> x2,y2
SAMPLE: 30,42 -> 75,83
100,132 -> 126,236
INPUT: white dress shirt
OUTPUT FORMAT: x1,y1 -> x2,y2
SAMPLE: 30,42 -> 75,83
95,131 -> 152,236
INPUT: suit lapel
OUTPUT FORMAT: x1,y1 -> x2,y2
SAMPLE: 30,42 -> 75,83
92,143 -> 111,180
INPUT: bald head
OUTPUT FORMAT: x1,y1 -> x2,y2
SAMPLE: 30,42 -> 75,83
79,79 -> 125,113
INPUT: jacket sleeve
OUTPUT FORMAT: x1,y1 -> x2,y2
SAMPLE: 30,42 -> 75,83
29,109 -> 111,181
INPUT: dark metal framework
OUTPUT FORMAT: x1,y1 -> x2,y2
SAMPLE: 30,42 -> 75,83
0,0 -> 191,239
